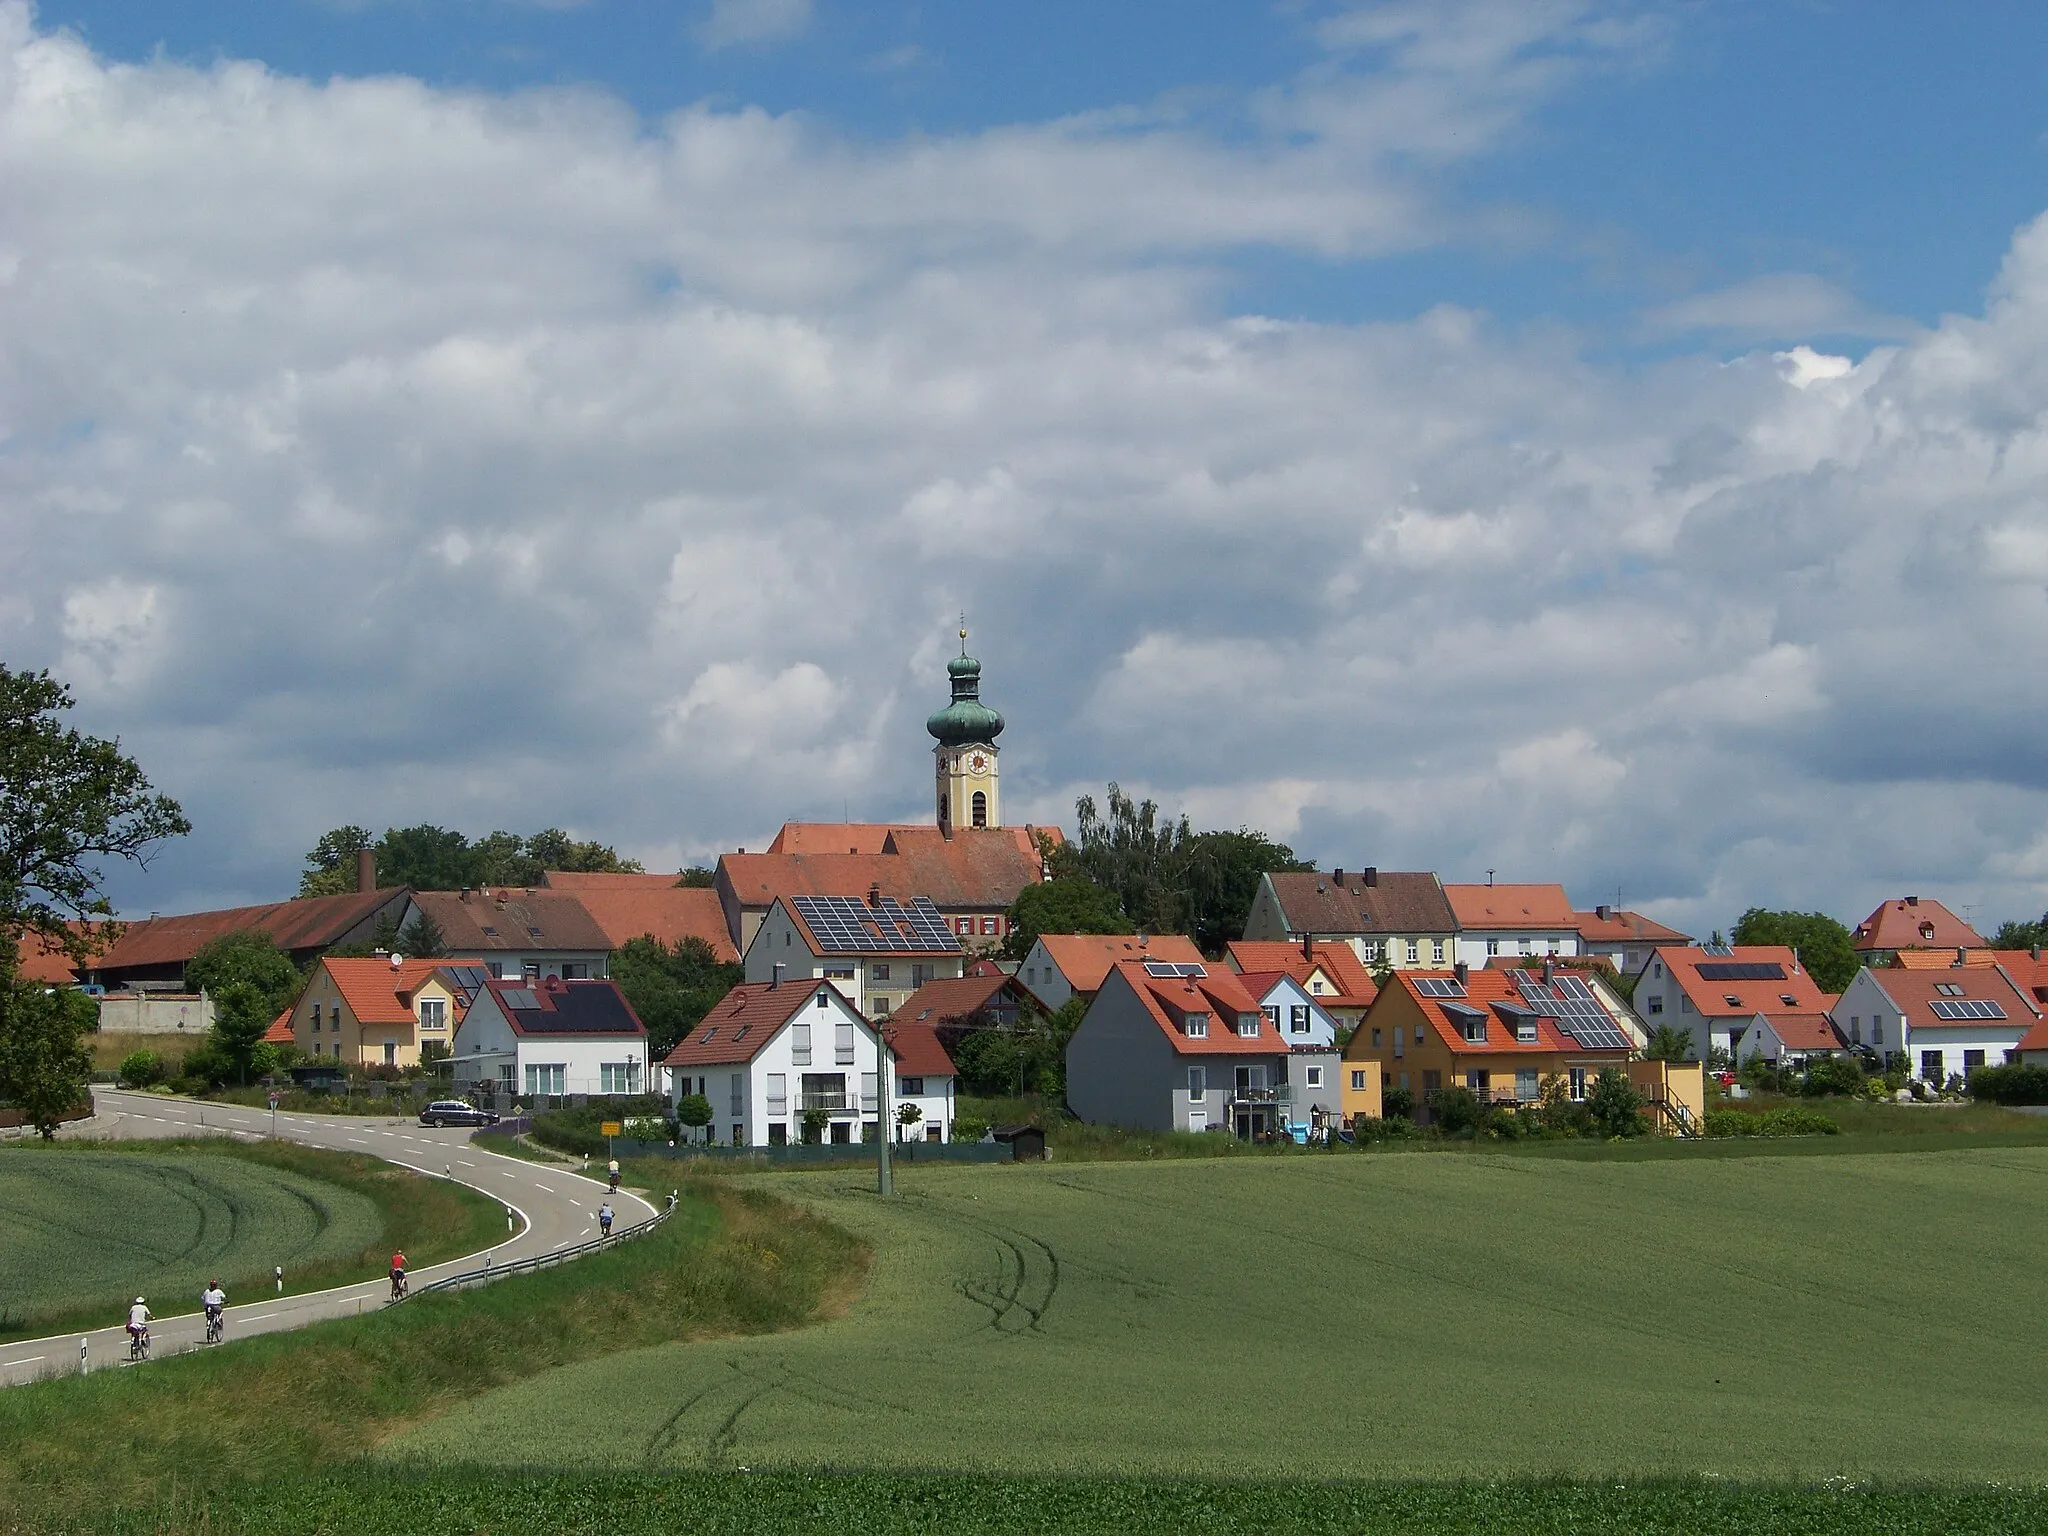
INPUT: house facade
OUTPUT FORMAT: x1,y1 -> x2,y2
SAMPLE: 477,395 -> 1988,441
1630,946 -> 1834,1064
289,956 -> 486,1069
1736,1011 -> 1846,1064
403,889 -> 613,981
1341,966 -> 1632,1125
1240,869 -> 1459,970
1066,959 -> 1293,1138
1573,906 -> 1692,976
1444,883 -> 1581,969
659,979 -> 955,1146
449,975 -> 649,1099
742,893 -> 965,1019
541,871 -> 740,962
1015,932 -> 1207,1012
1225,939 -> 1379,1031
1830,962 -> 2040,1086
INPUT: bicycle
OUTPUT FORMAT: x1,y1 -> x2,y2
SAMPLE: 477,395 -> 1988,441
127,1327 -> 150,1362
388,1270 -> 409,1303
205,1307 -> 224,1345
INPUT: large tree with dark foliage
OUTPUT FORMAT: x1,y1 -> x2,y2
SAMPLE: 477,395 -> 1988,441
1003,877 -> 1131,960
1729,908 -> 1861,993
1053,783 -> 1313,955
609,936 -> 743,1060
298,823 -> 642,896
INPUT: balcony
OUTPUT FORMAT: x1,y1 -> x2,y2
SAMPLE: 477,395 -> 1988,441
1226,1083 -> 1294,1106
799,1091 -> 848,1113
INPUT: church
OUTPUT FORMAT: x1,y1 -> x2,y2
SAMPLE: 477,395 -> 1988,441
711,628 -> 1062,961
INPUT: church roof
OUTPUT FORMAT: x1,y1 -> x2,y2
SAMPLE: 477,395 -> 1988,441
926,632 -> 1004,747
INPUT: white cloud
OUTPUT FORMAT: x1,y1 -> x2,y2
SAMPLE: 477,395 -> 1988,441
1645,275 -> 1911,344
697,0 -> 812,51
9,5 -> 2048,938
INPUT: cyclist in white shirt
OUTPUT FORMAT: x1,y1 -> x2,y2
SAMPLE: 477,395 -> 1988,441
126,1297 -> 152,1347
201,1280 -> 226,1319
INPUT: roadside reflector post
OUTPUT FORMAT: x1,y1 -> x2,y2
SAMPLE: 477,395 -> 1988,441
79,1338 -> 87,1376
506,1205 -> 516,1234
274,1266 -> 283,1294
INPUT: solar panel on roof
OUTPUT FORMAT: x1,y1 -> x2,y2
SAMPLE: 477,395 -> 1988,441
1143,960 -> 1206,979
501,988 -> 539,1010
1930,998 -> 2006,1021
1514,971 -> 1632,1051
1696,961 -> 1786,982
1702,943 -> 1733,956
791,894 -> 960,954
1414,977 -> 1466,998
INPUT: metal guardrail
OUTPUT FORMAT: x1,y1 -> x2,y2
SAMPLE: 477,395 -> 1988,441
396,1193 -> 678,1303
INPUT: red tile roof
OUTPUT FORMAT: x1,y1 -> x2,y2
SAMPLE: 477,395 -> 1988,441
1752,1012 -> 1844,1052
1106,958 -> 1284,1058
482,975 -> 645,1039
1038,933 -> 1207,994
895,974 -> 1014,1025
883,1017 -> 956,1078
1574,909 -> 1691,945
1443,883 -> 1577,931
263,1008 -> 296,1045
411,890 -> 612,954
767,822 -> 923,854
1653,946 -> 1834,1018
95,888 -> 407,973
661,981 -> 844,1067
541,882 -> 737,962
1393,969 -> 1613,1058
1852,897 -> 1985,952
1893,947 -> 2001,969
1224,940 -> 1378,1007
1858,964 -> 2040,1030
321,957 -> 484,1026
719,827 -> 1049,915
11,925 -> 102,985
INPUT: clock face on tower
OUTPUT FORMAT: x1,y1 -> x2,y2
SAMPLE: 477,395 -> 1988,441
968,752 -> 989,774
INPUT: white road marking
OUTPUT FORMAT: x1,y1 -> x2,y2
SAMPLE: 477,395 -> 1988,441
531,1183 -> 553,1192
346,1137 -> 367,1144
14,1357 -> 44,1366
456,1160 -> 476,1168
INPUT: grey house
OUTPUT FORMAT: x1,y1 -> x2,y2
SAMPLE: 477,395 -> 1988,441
1066,956 -> 1293,1139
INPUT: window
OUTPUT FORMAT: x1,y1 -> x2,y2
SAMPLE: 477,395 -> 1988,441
1415,1025 -> 1425,1043
861,1072 -> 879,1111
1516,1069 -> 1539,1103
1921,1050 -> 1944,1083
1303,1066 -> 1324,1090
1518,938 -> 1531,955
766,1073 -> 787,1114
700,1028 -> 717,1044
1393,1028 -> 1403,1058
487,962 -> 505,979
768,1123 -> 788,1146
310,1008 -> 321,1033
1680,995 -> 1693,1013
1264,1005 -> 1281,1029
800,1073 -> 847,1110
1310,979 -> 1325,994
729,1072 -> 745,1116
872,997 -> 893,1015
600,1062 -> 641,1095
562,963 -> 588,980
1569,1067 -> 1587,1101
971,790 -> 988,828
792,1022 -> 812,1065
1466,1069 -> 1489,1094
524,1063 -> 566,1096
1780,993 -> 1798,1006
1406,940 -> 1420,965
836,1021 -> 856,1064
1647,995 -> 1665,1015
383,1041 -> 397,1066
1485,939 -> 1499,956
419,998 -> 446,1030
1935,982 -> 1965,997
823,966 -> 854,980
1371,1027 -> 1382,1047
1964,1050 -> 1987,1073
1723,995 -> 1741,1007
1849,1018 -> 1862,1045
1515,1018 -> 1537,1044
899,1075 -> 924,1097
1236,1015 -> 1260,1038
1184,1013 -> 1209,1038
1431,940 -> 1446,964
1461,1018 -> 1486,1044
1235,1064 -> 1266,1095
1872,1019 -> 1884,1045
497,1064 -> 515,1088
1290,1005 -> 1311,1034
956,917 -> 973,935
1188,1067 -> 1207,1100
731,1124 -> 745,1146
980,917 -> 999,935
871,964 -> 892,982
1363,942 -> 1381,962
1350,1069 -> 1367,1091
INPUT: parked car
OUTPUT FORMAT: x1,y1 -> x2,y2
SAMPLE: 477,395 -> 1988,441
419,1099 -> 498,1128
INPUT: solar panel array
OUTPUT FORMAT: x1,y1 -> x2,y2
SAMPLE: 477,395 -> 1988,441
791,894 -> 961,954
500,988 -> 539,1011
441,964 -> 491,1005
1514,971 -> 1634,1051
1701,943 -> 1734,957
1143,960 -> 1206,979
1414,977 -> 1467,998
1695,961 -> 1786,982
1930,998 -> 2006,1021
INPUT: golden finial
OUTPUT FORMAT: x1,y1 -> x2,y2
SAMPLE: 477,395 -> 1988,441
958,613 -> 969,652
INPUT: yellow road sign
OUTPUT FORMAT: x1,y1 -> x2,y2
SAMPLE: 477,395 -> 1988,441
600,1121 -> 622,1137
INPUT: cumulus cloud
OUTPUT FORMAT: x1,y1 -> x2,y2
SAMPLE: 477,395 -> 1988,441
6,3 -> 2048,933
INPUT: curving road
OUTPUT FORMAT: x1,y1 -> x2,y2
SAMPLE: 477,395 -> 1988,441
0,1088 -> 657,1388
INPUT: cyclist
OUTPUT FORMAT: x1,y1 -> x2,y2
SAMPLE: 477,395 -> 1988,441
201,1279 -> 226,1342
598,1202 -> 614,1238
126,1296 -> 152,1357
389,1250 -> 408,1301
607,1157 -> 620,1193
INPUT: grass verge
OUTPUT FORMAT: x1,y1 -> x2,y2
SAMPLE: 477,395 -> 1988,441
0,1179 -> 868,1528
37,1468 -> 2048,1535
0,1138 -> 503,1343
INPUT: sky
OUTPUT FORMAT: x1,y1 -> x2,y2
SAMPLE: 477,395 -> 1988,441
6,1 -> 2048,939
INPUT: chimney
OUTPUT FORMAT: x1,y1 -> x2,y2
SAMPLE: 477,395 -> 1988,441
867,883 -> 882,909
771,962 -> 785,990
1363,867 -> 1378,887
357,849 -> 376,894
2034,943 -> 2042,963
1453,960 -> 1469,986
1302,934 -> 1314,964
1543,957 -> 1554,985
1955,947 -> 1968,969
1907,895 -> 1920,906
1596,904 -> 1612,921
1334,868 -> 1345,887
460,887 -> 472,903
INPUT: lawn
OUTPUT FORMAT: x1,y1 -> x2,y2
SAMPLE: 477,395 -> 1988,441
400,1145 -> 2048,1481
0,1140 -> 502,1340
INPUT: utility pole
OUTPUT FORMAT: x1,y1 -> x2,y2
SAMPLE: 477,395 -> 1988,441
876,1025 -> 894,1197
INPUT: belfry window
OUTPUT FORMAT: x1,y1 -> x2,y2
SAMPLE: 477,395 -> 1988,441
971,791 -> 988,828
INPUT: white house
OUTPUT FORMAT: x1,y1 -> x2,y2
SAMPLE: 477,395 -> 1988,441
743,893 -> 965,1020
1444,883 -> 1581,969
449,975 -> 649,1100
661,978 -> 956,1146
1830,962 -> 2040,1085
1630,946 -> 1834,1064
1736,1011 -> 1845,1065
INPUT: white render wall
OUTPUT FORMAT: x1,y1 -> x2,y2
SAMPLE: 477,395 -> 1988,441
1248,975 -> 1340,1049
449,991 -> 646,1096
1452,930 -> 1579,969
1016,938 -> 1079,1010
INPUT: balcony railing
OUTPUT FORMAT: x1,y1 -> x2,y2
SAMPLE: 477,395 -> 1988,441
799,1092 -> 848,1112
1227,1084 -> 1294,1105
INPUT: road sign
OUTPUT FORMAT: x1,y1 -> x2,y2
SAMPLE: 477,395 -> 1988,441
600,1121 -> 622,1136
268,1093 -> 281,1110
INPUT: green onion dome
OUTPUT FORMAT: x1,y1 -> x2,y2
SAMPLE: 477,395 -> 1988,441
927,634 -> 1004,747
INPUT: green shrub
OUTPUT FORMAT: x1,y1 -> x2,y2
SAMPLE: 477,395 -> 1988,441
1428,1085 -> 1481,1136
1349,1114 -> 1415,1145
1705,1107 -> 1841,1138
1381,1084 -> 1415,1121
951,1115 -> 989,1144
1588,1066 -> 1648,1138
1799,1055 -> 1866,1098
117,1050 -> 164,1088
530,1096 -> 670,1157
1967,1063 -> 2048,1106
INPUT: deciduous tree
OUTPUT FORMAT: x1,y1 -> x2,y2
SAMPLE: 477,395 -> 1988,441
1003,877 -> 1130,959
0,983 -> 95,1138
1730,908 -> 1860,993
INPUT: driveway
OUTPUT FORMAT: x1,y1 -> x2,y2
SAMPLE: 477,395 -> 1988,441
0,1088 -> 657,1387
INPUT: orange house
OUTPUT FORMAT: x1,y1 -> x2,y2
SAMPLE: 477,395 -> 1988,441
1341,966 -> 1632,1123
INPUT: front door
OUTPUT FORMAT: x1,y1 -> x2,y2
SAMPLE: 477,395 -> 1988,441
1233,1107 -> 1269,1141
383,1041 -> 396,1066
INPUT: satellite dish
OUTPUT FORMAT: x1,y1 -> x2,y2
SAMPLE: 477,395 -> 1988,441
390,953 -> 405,968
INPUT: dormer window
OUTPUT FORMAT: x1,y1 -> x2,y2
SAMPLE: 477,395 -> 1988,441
1724,995 -> 1741,1006
1184,1013 -> 1209,1037
1236,1015 -> 1260,1038
1463,1019 -> 1486,1044
1516,1019 -> 1537,1043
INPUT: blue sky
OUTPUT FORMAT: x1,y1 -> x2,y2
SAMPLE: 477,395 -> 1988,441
8,0 -> 2048,938
34,1 -> 2048,340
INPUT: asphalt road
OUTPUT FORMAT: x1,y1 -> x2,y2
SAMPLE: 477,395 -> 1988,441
0,1088 -> 658,1388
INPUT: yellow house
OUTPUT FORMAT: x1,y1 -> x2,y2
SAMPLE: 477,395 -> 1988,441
1342,966 -> 1632,1124
291,956 -> 483,1070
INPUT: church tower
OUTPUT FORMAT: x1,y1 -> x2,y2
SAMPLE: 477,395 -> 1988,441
926,623 -> 1004,836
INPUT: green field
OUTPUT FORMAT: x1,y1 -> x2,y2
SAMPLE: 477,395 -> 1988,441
400,1146 -> 2048,1481
0,1148 -> 383,1331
